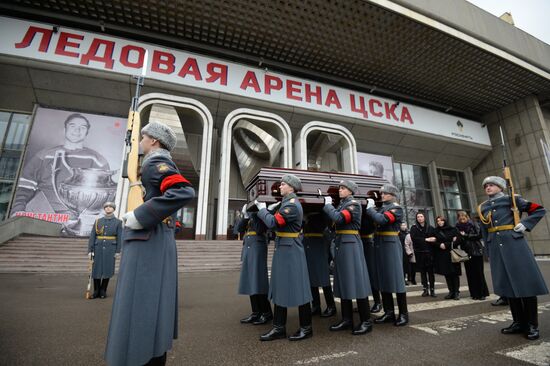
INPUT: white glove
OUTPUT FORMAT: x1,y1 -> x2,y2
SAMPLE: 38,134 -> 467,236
267,201 -> 281,211
513,223 -> 526,233
123,211 -> 144,230
366,198 -> 375,209
255,200 -> 266,211
88,252 -> 93,260
241,204 -> 249,219
323,196 -> 333,205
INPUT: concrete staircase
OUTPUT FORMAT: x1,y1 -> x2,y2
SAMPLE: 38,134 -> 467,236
0,236 -> 274,273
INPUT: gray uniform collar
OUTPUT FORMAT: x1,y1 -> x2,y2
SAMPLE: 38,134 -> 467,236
283,192 -> 297,201
142,148 -> 172,166
489,192 -> 505,200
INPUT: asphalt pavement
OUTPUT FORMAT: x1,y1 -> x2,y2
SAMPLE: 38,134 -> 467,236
1,261 -> 550,365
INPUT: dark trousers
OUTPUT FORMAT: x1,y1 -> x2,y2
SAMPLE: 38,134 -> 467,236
311,286 -> 336,309
416,252 -> 435,290
250,294 -> 272,315
381,292 -> 408,315
445,275 -> 460,294
273,303 -> 312,327
409,263 -> 416,284
371,288 -> 381,305
463,256 -> 489,298
341,298 -> 371,323
509,297 -> 539,327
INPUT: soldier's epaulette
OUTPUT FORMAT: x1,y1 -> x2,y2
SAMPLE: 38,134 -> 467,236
289,198 -> 295,203
392,202 -> 401,208
351,199 -> 357,203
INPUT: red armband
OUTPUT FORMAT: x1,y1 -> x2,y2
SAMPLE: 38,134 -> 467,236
528,202 -> 542,214
274,212 -> 286,227
160,174 -> 191,193
341,209 -> 352,224
384,211 -> 396,224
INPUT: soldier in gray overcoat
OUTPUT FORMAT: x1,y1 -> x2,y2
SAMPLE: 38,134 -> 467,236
323,180 -> 373,335
105,122 -> 195,366
255,174 -> 313,341
236,204 -> 273,325
87,201 -> 122,299
303,212 -> 336,317
365,183 -> 409,327
478,176 -> 547,341
360,209 -> 382,313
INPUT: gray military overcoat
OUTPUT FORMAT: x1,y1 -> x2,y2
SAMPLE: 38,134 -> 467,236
105,151 -> 195,366
236,213 -> 270,295
257,192 -> 312,308
323,196 -> 371,300
366,201 -> 406,294
479,194 -> 548,298
88,215 -> 122,279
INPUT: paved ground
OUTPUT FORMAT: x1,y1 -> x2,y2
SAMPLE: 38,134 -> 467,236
1,262 -> 550,366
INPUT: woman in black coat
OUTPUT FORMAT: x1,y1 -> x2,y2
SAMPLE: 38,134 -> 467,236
409,212 -> 437,297
434,216 -> 462,300
455,211 -> 489,300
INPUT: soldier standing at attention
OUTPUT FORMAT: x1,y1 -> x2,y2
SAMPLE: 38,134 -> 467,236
323,180 -> 373,335
255,174 -> 313,341
478,176 -> 547,340
236,204 -> 273,325
365,184 -> 409,327
105,122 -> 195,366
87,201 -> 122,299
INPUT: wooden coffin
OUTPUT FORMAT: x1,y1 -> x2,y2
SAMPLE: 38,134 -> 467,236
245,167 -> 389,212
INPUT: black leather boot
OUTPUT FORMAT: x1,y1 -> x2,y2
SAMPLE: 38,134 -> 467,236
375,293 -> 396,324
260,325 -> 286,341
144,352 -> 167,366
321,306 -> 336,317
395,293 -> 409,326
241,312 -> 261,324
501,322 -> 524,334
370,302 -> 382,313
524,296 -> 539,340
92,279 -> 101,299
330,299 -> 353,331
253,295 -> 273,324
242,295 -> 261,323
430,287 -> 436,297
288,326 -> 312,341
352,320 -> 373,335
252,312 -> 273,325
99,278 -> 109,298
311,287 -> 321,315
526,325 -> 540,340
421,288 -> 429,297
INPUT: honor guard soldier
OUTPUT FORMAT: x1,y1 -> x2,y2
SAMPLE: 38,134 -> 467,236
323,180 -> 373,335
255,174 -> 313,341
236,203 -> 273,325
87,201 -> 122,299
105,122 -> 195,366
303,212 -> 336,318
478,176 -> 547,340
360,207 -> 382,313
365,184 -> 409,327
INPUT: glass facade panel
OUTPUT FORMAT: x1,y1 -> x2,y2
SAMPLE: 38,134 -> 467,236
0,111 -> 32,220
394,162 -> 434,226
438,168 -> 471,226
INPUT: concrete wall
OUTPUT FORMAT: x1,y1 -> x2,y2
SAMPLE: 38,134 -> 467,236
473,95 -> 550,255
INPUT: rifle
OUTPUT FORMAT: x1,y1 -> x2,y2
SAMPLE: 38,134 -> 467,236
122,51 -> 148,212
85,253 -> 94,299
499,126 -> 521,226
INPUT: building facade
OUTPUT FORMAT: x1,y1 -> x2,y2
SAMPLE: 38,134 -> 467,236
0,0 -> 549,253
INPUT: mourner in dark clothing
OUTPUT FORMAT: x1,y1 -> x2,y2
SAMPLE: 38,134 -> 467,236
398,223 -> 410,285
455,211 -> 489,300
256,174 -> 313,342
365,183 -> 409,327
105,122 -> 195,366
434,216 -> 462,300
360,206 -> 382,313
478,176 -> 547,341
323,180 -> 373,335
303,213 -> 336,318
87,202 -> 122,299
235,204 -> 273,325
409,212 -> 437,297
